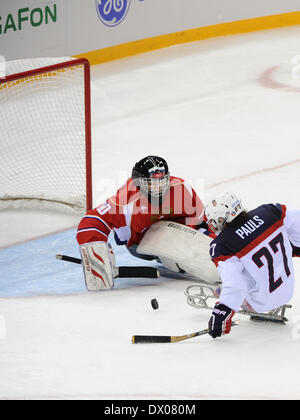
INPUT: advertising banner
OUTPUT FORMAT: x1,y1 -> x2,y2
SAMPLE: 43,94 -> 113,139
0,0 -> 299,61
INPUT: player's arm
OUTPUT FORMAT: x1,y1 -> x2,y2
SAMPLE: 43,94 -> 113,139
216,256 -> 248,312
283,206 -> 300,256
76,204 -> 113,245
76,190 -> 128,245
208,257 -> 245,339
172,181 -> 205,228
208,242 -> 246,338
195,215 -> 216,238
76,197 -> 127,291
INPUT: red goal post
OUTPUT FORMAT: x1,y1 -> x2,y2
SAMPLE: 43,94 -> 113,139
0,57 -> 92,213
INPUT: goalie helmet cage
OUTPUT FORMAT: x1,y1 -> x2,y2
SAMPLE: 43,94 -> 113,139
0,57 -> 92,213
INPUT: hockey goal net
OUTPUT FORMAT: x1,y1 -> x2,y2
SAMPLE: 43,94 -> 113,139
0,57 -> 92,213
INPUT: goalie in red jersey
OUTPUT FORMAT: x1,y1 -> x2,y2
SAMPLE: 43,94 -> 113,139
77,155 -> 209,291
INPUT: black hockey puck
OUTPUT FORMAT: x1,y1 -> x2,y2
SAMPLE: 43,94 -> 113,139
151,298 -> 159,310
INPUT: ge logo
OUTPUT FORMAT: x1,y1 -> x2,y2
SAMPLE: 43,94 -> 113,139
95,0 -> 131,27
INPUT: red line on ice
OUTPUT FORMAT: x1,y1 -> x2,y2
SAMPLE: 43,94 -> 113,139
207,159 -> 300,190
258,66 -> 300,93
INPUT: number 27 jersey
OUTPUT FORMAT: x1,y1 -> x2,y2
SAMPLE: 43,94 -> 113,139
209,204 -> 300,313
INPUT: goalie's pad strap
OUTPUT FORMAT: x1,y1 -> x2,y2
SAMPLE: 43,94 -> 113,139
80,242 -> 115,291
137,221 -> 219,284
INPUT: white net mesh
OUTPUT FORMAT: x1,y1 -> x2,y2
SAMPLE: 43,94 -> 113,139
0,57 -> 91,213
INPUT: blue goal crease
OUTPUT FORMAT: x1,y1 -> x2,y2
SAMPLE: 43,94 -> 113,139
0,229 -> 159,298
0,228 -> 84,297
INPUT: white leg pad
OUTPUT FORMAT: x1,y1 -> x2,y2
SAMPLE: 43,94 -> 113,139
80,242 -> 115,291
137,221 -> 219,284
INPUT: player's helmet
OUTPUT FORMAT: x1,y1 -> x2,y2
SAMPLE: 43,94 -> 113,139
132,156 -> 170,200
205,191 -> 244,233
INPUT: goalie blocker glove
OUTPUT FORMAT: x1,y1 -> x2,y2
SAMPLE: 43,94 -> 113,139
208,302 -> 235,338
80,242 -> 116,291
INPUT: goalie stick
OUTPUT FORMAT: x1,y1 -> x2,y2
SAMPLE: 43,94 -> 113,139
132,320 -> 240,344
56,254 -> 160,279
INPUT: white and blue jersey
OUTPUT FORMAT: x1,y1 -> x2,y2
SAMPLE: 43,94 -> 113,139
209,204 -> 300,313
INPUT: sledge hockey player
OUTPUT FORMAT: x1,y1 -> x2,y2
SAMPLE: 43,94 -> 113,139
205,192 -> 300,338
76,155 -> 206,290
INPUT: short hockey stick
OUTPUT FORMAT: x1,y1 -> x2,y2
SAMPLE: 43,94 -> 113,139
56,254 -> 160,279
132,320 -> 240,344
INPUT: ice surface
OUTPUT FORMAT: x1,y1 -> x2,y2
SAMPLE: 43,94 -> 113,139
0,26 -> 300,400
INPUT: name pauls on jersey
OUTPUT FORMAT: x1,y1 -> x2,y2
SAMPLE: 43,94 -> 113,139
235,215 -> 264,239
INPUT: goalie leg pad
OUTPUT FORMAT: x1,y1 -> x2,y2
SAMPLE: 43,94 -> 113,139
80,242 -> 115,291
137,221 -> 219,284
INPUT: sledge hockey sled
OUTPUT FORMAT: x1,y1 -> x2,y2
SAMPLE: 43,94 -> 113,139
185,284 -> 292,324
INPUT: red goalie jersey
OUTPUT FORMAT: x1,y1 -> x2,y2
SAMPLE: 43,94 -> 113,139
77,176 -> 205,248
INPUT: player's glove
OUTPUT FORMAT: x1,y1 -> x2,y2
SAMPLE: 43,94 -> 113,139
208,302 -> 235,338
80,242 -> 116,291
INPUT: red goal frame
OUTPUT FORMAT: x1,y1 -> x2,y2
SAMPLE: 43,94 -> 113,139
0,57 -> 93,211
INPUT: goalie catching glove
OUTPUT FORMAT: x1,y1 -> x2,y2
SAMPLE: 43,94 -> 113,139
208,303 -> 235,338
80,242 -> 116,291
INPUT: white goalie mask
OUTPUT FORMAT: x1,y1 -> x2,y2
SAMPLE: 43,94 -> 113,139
205,191 -> 244,233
